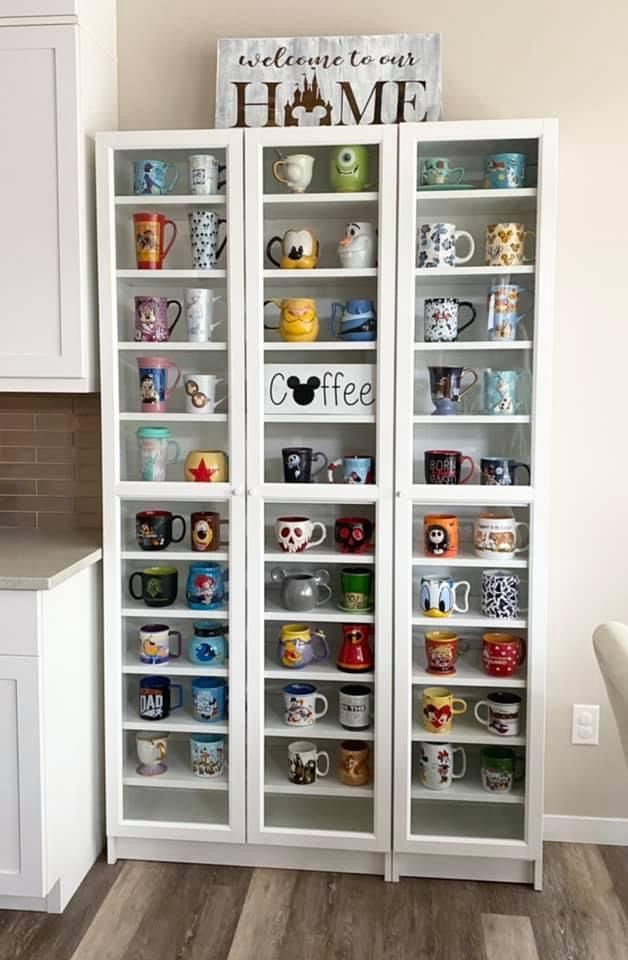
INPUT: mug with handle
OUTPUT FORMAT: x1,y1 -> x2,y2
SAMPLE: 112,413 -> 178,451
419,741 -> 467,789
288,740 -> 330,784
417,222 -> 475,268
422,686 -> 468,733
474,692 -> 522,737
283,683 -> 329,726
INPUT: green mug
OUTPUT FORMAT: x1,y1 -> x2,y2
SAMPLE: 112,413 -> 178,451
339,567 -> 373,612
329,145 -> 369,192
480,746 -> 524,795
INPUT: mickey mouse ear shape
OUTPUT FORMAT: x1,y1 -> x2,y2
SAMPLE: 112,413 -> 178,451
307,376 -> 321,388
286,376 -> 299,388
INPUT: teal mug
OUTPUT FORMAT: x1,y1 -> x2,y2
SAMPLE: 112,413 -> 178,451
420,157 -> 465,186
133,159 -> 179,195
484,370 -> 522,415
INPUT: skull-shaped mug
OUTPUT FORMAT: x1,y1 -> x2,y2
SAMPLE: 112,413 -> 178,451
275,516 -> 327,554
334,516 -> 374,555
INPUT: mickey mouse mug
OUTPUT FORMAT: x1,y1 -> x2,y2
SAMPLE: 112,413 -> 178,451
422,687 -> 468,734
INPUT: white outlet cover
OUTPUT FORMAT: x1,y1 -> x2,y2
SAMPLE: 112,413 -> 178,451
572,704 -> 600,745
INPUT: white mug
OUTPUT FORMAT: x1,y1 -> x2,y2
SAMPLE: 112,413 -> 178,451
419,741 -> 466,790
288,740 -> 330,784
474,692 -> 522,736
188,210 -> 227,269
184,288 -> 224,342
474,513 -> 529,560
136,731 -> 169,776
338,684 -> 372,730
183,373 -> 225,414
283,683 -> 328,726
188,154 -> 225,195
485,222 -> 536,267
337,222 -> 376,268
417,222 -> 475,268
272,154 -> 314,193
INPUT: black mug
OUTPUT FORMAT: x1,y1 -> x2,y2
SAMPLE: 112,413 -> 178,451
425,449 -> 475,485
138,675 -> 183,721
480,457 -> 531,486
136,510 -> 186,551
282,447 -> 328,483
129,567 -> 178,607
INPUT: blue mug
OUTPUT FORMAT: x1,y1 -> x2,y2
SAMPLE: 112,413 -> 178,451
192,677 -> 226,722
483,153 -> 527,189
185,563 -> 227,610
327,455 -> 374,484
190,734 -> 225,778
484,370 -> 521,415
329,299 -> 376,341
133,159 -> 179,195
188,622 -> 228,665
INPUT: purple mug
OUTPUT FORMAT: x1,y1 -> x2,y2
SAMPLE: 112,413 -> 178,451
134,296 -> 182,343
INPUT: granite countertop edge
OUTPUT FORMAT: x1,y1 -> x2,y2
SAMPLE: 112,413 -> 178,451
0,533 -> 102,591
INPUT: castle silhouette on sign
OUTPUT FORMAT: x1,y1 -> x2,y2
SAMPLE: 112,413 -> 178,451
284,72 -> 333,126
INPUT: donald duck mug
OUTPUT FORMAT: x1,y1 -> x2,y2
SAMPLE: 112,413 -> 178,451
419,575 -> 470,618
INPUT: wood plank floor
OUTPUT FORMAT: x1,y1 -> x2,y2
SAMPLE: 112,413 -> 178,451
0,844 -> 626,960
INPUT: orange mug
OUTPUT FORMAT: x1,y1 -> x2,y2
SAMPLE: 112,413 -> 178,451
134,212 -> 177,270
424,514 -> 459,559
424,630 -> 469,676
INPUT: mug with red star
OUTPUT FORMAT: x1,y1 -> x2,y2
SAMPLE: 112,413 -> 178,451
184,450 -> 228,483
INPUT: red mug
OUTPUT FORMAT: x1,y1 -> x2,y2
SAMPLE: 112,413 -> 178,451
134,212 -> 177,269
482,632 -> 526,678
337,625 -> 374,672
424,630 -> 469,676
335,516 -> 374,554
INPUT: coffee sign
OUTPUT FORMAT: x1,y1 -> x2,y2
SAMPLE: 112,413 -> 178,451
264,364 -> 375,415
216,34 -> 441,127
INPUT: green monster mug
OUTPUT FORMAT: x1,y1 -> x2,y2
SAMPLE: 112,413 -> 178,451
339,567 -> 373,612
330,145 -> 369,192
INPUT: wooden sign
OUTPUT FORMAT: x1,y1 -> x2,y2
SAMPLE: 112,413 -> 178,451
215,34 -> 441,127
264,364 -> 376,415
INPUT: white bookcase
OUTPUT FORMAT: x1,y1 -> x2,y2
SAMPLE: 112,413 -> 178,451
97,130 -> 246,858
393,119 -> 557,887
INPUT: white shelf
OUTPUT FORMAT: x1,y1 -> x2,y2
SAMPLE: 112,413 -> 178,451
122,602 -> 229,620
117,269 -> 226,283
116,482 -> 234,501
264,268 -> 377,283
412,611 -> 527,630
119,413 -> 228,423
415,265 -> 534,278
263,192 -> 378,220
265,413 -> 375,424
123,654 -> 228,677
409,801 -> 524,843
412,713 -> 526,746
412,652 -> 525,689
264,545 -> 374,565
122,550 -> 229,562
264,595 -> 374,624
263,650 -> 374,684
123,707 -> 228,735
264,341 -> 377,352
119,342 -> 227,352
412,551 -> 527,569
413,415 -> 530,425
116,195 -> 225,206
123,751 -> 228,790
411,775 -> 524,804
265,698 -> 374,741
265,750 -> 373,798
414,341 -> 532,352
409,484 -> 534,506
258,483 -> 380,503
416,187 -> 537,215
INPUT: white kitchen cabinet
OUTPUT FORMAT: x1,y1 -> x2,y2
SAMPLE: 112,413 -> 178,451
0,14 -> 116,390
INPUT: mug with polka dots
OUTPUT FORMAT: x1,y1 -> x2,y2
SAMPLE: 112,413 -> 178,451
188,210 -> 227,269
482,632 -> 526,678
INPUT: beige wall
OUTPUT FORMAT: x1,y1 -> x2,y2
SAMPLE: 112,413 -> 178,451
117,0 -> 628,819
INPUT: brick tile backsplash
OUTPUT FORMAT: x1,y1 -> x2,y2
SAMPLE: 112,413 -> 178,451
0,394 -> 102,531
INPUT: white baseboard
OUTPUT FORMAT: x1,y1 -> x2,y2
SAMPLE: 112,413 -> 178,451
544,815 -> 628,845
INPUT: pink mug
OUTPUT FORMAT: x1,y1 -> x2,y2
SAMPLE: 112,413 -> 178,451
137,357 -> 181,413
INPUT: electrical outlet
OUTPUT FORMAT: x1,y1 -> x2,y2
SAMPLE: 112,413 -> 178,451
571,704 -> 600,745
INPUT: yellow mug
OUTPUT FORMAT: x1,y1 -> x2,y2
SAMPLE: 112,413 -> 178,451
264,298 -> 319,343
422,686 -> 467,733
184,450 -> 228,483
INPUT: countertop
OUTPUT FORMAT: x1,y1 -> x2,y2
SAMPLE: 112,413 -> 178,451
0,531 -> 102,590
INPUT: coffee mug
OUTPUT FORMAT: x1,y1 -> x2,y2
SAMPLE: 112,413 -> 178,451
188,622 -> 227,666
330,145 -> 370,192
417,222 -> 475,268
133,159 -> 179,195
191,511 -> 226,553
483,153 -> 527,189
136,510 -> 186,551
329,300 -> 377,341
183,373 -> 225,414
474,513 -> 529,560
133,212 -> 177,270
282,683 -> 328,726
185,563 -> 226,610
488,282 -> 531,316
480,457 -> 531,486
425,450 -> 475,485
475,692 -> 522,737
484,370 -> 522,415
422,687 -> 468,733
272,154 -> 315,193
138,675 -> 183,721
482,632 -> 526,678
335,517 -> 374,554
275,516 -> 327,553
277,624 -> 329,669
137,357 -> 181,413
339,684 -> 372,730
485,222 -> 535,267
328,456 -> 374,485
481,570 -> 524,620
424,631 -> 469,676
136,731 -> 169,776
184,450 -> 228,483
423,298 -> 477,342
424,514 -> 459,558
481,746 -> 523,794
267,229 -> 319,269
264,298 -> 319,342
188,211 -> 227,269
339,740 -> 370,786
188,154 -> 225,195
139,623 -> 182,665
288,740 -> 329,784
136,427 -> 180,482
184,288 -> 224,342
337,222 -> 376,268
339,567 -> 373,612
420,157 -> 465,186
192,677 -> 226,722
282,448 -> 328,483
337,624 -> 374,672
129,567 -> 178,607
134,296 -> 181,343
191,734 -> 225,778
420,575 -> 470,618
429,365 -> 478,415
419,741 -> 467,789
271,569 -> 332,612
